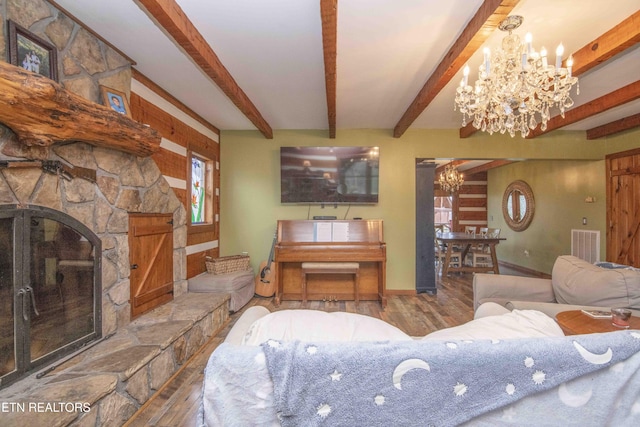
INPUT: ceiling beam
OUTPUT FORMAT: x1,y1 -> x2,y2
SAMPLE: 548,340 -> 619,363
435,160 -> 470,177
587,112 -> 640,140
320,0 -> 338,139
137,0 -> 273,139
571,9 -> 640,76
462,160 -> 515,175
527,80 -> 640,138
393,0 -> 520,138
459,121 -> 478,139
460,10 -> 640,138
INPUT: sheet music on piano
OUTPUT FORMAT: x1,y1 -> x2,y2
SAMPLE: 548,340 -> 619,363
313,221 -> 350,242
331,222 -> 350,242
314,222 -> 333,241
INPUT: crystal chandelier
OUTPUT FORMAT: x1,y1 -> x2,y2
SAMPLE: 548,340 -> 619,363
454,15 -> 579,138
438,164 -> 464,193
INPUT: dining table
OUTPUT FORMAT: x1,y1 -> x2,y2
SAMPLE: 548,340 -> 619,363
436,232 -> 506,275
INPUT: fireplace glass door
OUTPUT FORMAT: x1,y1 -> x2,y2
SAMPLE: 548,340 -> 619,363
0,216 -> 16,383
0,206 -> 101,389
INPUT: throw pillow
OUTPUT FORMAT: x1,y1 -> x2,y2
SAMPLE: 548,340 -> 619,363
421,309 -> 564,341
241,309 -> 412,345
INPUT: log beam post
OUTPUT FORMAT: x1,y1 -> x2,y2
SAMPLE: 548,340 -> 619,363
0,61 -> 160,157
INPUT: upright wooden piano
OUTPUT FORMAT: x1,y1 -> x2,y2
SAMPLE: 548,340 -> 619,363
274,219 -> 386,307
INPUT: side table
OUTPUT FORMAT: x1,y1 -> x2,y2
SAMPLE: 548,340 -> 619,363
556,310 -> 640,335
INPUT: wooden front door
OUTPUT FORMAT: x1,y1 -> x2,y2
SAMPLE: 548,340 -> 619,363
129,213 -> 174,318
606,148 -> 640,266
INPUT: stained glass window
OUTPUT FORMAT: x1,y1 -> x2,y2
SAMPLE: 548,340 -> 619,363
191,156 -> 206,223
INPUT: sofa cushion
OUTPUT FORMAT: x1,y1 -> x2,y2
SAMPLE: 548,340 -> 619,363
225,306 -> 271,345
241,309 -> 412,345
188,269 -> 255,312
552,255 -> 640,309
188,269 -> 254,292
421,309 -> 564,341
473,301 -> 511,318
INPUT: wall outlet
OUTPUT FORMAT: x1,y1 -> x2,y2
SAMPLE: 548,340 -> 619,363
524,249 -> 530,257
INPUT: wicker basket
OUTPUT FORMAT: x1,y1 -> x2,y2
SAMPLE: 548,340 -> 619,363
206,254 -> 250,275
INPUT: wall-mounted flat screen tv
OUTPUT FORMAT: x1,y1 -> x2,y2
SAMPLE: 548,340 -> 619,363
280,146 -> 379,204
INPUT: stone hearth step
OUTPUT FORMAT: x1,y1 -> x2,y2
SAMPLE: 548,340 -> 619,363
0,292 -> 230,427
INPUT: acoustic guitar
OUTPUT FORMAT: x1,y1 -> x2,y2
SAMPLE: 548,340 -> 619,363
255,232 -> 277,297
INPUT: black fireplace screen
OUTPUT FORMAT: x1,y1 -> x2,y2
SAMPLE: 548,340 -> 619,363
0,205 -> 101,389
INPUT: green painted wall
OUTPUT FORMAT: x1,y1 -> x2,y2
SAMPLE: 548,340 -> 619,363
487,160 -> 606,273
220,128 -> 640,289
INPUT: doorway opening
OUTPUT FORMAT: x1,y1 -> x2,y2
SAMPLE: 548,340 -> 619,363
434,195 -> 453,231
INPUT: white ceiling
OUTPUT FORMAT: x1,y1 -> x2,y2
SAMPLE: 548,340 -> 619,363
54,0 -> 640,135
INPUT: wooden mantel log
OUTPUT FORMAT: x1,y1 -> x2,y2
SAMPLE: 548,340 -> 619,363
0,61 -> 160,157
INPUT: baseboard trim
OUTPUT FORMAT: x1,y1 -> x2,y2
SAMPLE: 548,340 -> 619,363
386,289 -> 419,296
498,261 -> 550,278
390,262 -> 549,295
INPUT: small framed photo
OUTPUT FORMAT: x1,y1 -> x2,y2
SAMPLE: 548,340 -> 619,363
8,20 -> 58,82
100,86 -> 132,117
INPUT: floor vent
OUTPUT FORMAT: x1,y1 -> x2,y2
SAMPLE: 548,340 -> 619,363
571,229 -> 600,263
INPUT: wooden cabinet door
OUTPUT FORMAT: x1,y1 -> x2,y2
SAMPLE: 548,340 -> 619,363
606,149 -> 640,266
129,213 -> 174,318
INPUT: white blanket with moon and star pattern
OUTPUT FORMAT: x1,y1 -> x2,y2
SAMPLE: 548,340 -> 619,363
198,330 -> 640,427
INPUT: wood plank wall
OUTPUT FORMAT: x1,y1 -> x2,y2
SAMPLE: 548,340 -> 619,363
130,76 -> 221,279
435,171 -> 487,232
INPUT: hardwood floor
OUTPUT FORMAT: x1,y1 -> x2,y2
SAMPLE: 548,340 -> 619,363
125,268 -> 525,426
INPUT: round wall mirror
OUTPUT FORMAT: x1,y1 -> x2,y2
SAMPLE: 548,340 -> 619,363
502,180 -> 535,231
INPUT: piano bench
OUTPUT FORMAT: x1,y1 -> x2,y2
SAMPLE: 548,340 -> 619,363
300,262 -> 360,307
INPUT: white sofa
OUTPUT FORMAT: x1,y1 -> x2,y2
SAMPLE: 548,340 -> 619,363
198,305 -> 640,426
223,303 -> 563,345
474,255 -> 640,317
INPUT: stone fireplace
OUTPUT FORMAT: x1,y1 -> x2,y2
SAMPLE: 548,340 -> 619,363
0,0 -> 190,387
0,144 -> 228,424
0,140 -> 189,388
0,1 -> 228,423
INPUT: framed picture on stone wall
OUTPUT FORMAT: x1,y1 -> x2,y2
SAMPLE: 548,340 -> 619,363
100,86 -> 132,117
8,20 -> 58,82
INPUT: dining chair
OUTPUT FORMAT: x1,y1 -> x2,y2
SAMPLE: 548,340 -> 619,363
435,237 -> 461,272
467,227 -> 488,265
471,227 -> 500,267
471,248 -> 492,267
458,226 -> 477,260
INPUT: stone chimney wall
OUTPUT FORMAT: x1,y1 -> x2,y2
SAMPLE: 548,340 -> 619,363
0,0 -> 188,334
1,0 -> 132,107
